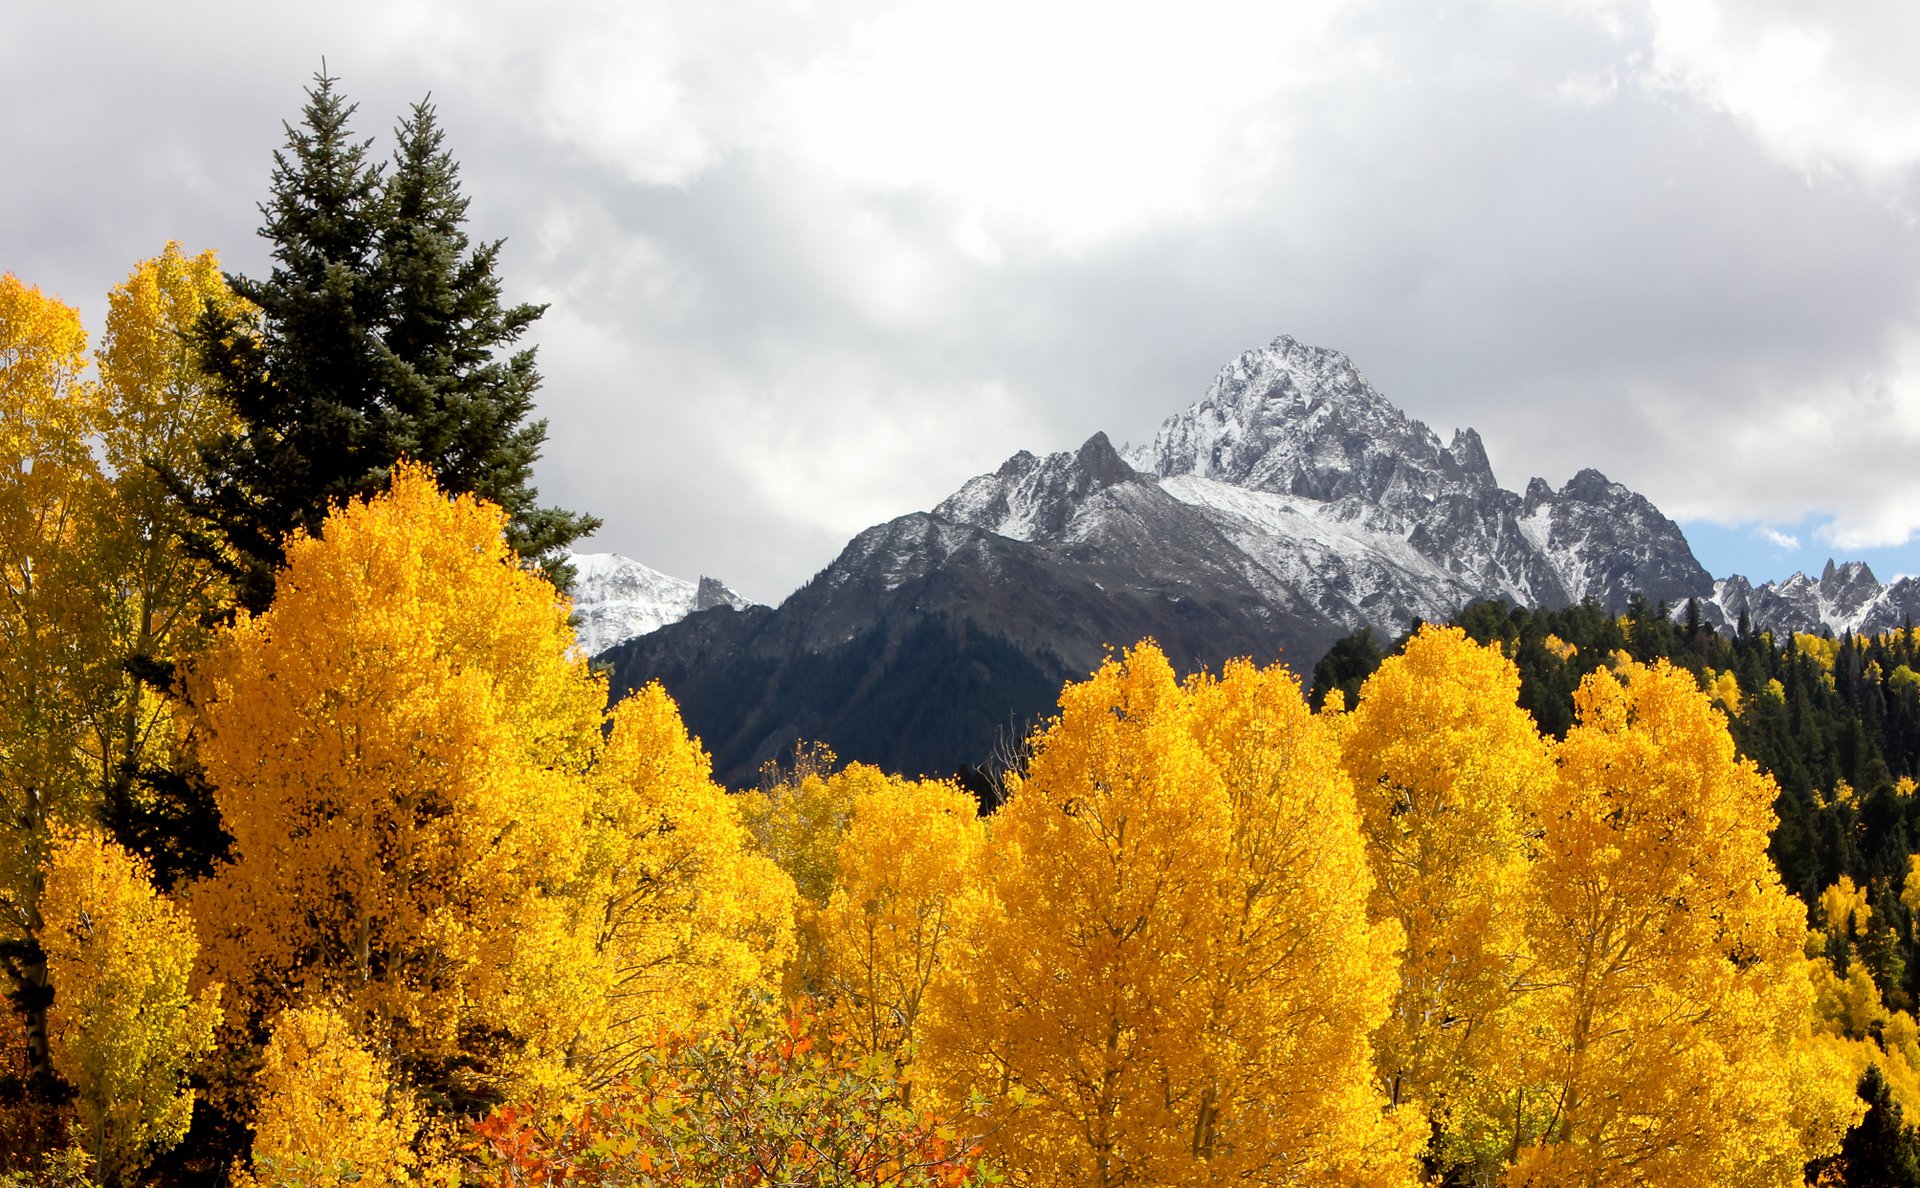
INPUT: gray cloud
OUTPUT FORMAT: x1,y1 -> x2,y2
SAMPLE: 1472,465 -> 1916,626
5,1 -> 1918,600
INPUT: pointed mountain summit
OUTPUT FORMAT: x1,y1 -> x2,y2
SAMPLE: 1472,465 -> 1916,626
1132,336 -> 1496,502
601,335 -> 1717,785
1123,336 -> 1712,624
565,552 -> 753,655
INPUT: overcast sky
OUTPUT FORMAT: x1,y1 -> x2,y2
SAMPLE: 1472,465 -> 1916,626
7,1 -> 1920,602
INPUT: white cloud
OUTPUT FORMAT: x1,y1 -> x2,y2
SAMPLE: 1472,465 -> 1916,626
1631,0 -> 1920,186
1757,526 -> 1799,550
772,0 -> 1360,250
10,0 -> 1920,596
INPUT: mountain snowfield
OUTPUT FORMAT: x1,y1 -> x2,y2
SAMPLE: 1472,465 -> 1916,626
941,334 -> 1920,642
940,335 -> 1711,633
564,552 -> 753,656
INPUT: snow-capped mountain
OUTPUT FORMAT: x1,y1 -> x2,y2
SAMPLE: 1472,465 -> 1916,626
1707,561 -> 1920,638
601,334 -> 1723,784
565,552 -> 753,656
942,335 -> 1713,639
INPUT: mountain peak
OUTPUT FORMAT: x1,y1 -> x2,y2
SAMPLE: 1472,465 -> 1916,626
566,552 -> 755,655
1562,468 -> 1622,502
1447,427 -> 1492,480
1128,335 -> 1484,510
1075,431 -> 1132,485
935,431 -> 1144,543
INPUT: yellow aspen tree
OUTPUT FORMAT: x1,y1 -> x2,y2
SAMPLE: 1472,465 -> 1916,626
813,773 -> 985,1074
1822,875 -> 1873,944
243,1005 -> 418,1188
39,829 -> 221,1187
89,245 -> 249,873
737,758 -> 889,994
568,682 -> 796,1084
924,643 -> 1417,1187
1181,656 -> 1423,1185
1513,660 -> 1860,1187
190,464 -> 607,1112
1341,624 -> 1554,1173
737,755 -> 875,907
0,274 -> 112,1085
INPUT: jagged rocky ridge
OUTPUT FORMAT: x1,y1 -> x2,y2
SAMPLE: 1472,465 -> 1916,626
566,552 -> 753,656
1707,561 -> 1920,638
600,335 -> 1895,785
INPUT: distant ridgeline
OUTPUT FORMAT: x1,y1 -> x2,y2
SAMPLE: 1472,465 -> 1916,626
1315,598 -> 1920,1003
602,335 -> 1920,792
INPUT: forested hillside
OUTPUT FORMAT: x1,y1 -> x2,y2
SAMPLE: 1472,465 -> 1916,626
1315,598 -> 1920,1180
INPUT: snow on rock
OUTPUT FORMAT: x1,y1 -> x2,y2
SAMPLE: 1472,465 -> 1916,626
935,433 -> 1138,543
927,335 -> 1721,643
1120,335 -> 1710,633
1702,562 -> 1920,638
565,552 -> 754,656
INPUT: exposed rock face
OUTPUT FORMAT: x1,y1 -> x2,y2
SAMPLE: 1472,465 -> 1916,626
600,335 -> 1730,786
1708,562 -> 1920,638
1124,336 -> 1713,631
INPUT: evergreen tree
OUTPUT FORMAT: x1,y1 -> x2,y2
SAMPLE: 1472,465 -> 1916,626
372,98 -> 595,574
1307,624 -> 1389,709
188,72 -> 595,610
1827,1064 -> 1920,1187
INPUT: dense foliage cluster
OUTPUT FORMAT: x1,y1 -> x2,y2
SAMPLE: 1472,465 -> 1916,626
1317,597 -> 1920,1182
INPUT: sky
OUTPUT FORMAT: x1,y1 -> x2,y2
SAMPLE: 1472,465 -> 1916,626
6,1 -> 1920,603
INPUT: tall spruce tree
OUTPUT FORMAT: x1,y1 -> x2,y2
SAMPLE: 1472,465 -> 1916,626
373,98 -> 595,573
189,72 -> 595,610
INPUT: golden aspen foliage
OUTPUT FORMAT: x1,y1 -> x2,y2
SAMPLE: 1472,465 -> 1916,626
737,758 -> 890,996
1704,667 -> 1742,714
1795,632 -> 1843,679
242,1005 -> 418,1188
813,773 -> 985,1072
1903,855 -> 1920,923
924,643 -> 1417,1188
1803,954 -> 1920,1146
1512,660 -> 1860,1187
1823,875 -> 1874,941
190,464 -> 607,1109
1340,625 -> 1553,1170
0,274 -> 124,1118
1892,666 -> 1920,698
95,244 -> 246,490
737,755 -> 875,908
1542,634 -> 1577,663
1876,1008 -> 1920,1115
2,254 -> 245,1100
568,682 -> 795,1084
1180,656 -> 1424,1185
39,830 -> 220,1186
0,275 -> 111,957
89,245 -> 249,842
1812,958 -> 1892,1042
